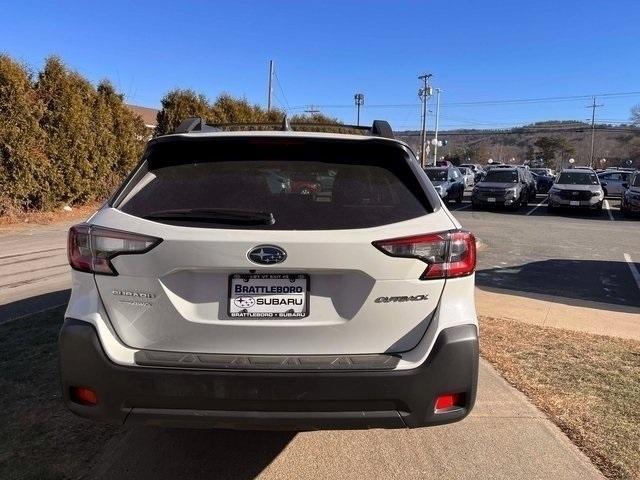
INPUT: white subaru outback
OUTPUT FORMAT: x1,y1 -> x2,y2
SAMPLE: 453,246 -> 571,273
59,118 -> 478,430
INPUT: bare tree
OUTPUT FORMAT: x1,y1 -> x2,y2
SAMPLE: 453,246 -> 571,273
631,104 -> 640,126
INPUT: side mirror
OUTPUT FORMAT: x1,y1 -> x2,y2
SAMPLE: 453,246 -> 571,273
622,182 -> 629,189
601,182 -> 607,187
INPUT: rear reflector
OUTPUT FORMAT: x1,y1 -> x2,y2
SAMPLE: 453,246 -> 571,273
372,230 -> 476,279
435,393 -> 465,412
68,224 -> 161,276
70,386 -> 98,406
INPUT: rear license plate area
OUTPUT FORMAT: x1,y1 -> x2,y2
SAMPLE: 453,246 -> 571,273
228,273 -> 309,319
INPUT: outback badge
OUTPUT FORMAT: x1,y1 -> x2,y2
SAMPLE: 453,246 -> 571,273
375,294 -> 429,303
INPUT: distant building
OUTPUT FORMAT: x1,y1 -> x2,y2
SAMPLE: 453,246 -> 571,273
127,104 -> 159,131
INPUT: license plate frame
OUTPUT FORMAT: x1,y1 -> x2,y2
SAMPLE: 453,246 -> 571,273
228,273 -> 309,319
487,197 -> 496,203
569,200 -> 580,206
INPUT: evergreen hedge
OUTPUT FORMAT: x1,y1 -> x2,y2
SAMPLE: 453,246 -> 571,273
0,55 -> 146,213
0,54 -> 343,214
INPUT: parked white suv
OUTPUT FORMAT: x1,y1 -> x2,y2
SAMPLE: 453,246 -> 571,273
59,118 -> 478,430
548,167 -> 604,212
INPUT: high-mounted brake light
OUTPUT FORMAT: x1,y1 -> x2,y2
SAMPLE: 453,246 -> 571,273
372,230 -> 476,279
68,224 -> 162,276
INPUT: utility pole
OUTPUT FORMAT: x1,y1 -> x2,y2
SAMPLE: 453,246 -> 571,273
433,88 -> 442,165
354,93 -> 365,126
418,73 -> 433,168
267,60 -> 274,111
587,97 -> 603,168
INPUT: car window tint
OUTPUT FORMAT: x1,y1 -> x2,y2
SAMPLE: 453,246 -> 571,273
425,169 -> 448,181
482,170 -> 518,183
119,139 -> 432,230
557,172 -> 599,185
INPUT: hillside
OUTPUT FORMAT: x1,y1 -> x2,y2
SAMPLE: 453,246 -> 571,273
396,121 -> 640,168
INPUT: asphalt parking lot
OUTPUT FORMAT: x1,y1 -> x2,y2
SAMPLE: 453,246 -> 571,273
449,191 -> 640,310
0,192 -> 637,480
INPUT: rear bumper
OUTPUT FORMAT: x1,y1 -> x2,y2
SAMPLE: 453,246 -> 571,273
472,196 -> 515,206
59,319 -> 478,430
548,195 -> 601,208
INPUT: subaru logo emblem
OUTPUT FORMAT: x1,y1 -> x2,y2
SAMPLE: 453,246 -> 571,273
248,245 -> 287,265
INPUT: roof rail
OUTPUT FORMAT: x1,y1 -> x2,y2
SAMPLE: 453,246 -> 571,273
174,117 -> 219,134
172,116 -> 395,139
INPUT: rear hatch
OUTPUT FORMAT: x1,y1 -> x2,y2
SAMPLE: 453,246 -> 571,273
91,135 -> 456,355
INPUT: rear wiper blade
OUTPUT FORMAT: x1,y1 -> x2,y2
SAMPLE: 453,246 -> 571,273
144,208 -> 275,225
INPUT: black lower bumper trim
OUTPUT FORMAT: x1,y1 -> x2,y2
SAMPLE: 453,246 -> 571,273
59,319 -> 478,430
134,349 -> 400,370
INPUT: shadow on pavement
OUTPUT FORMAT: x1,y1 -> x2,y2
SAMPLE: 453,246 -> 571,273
476,259 -> 640,311
92,427 -> 295,480
0,288 -> 70,324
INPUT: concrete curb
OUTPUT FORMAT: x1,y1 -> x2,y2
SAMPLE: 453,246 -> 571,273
476,286 -> 640,340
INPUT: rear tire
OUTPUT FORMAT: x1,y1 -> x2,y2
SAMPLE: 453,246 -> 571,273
472,200 -> 481,210
512,196 -> 522,210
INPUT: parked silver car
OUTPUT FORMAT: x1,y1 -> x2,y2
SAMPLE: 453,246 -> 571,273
598,170 -> 633,197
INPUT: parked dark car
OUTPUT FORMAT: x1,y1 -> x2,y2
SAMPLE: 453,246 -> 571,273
532,171 -> 554,194
424,166 -> 465,203
471,167 -> 535,209
621,171 -> 640,217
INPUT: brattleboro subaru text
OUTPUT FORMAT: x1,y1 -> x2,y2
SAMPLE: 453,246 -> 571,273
59,119 -> 479,430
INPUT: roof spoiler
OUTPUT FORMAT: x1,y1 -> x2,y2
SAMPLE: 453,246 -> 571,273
172,116 -> 395,139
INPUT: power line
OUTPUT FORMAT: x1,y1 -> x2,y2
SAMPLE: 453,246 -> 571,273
289,90 -> 640,111
396,126 -> 640,136
273,71 -> 291,114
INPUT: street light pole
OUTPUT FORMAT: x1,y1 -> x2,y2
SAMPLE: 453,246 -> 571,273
418,74 -> 433,168
354,93 -> 365,126
433,88 -> 442,166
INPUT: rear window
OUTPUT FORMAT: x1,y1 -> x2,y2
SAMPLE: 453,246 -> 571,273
425,168 -> 448,181
557,171 -> 598,185
482,170 -> 518,183
117,138 -> 432,230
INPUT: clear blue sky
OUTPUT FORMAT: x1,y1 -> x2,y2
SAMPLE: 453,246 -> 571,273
2,0 -> 639,130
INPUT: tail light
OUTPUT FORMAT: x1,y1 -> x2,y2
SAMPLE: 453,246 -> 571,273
69,386 -> 99,407
68,224 -> 162,276
372,230 -> 476,279
435,392 -> 465,412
